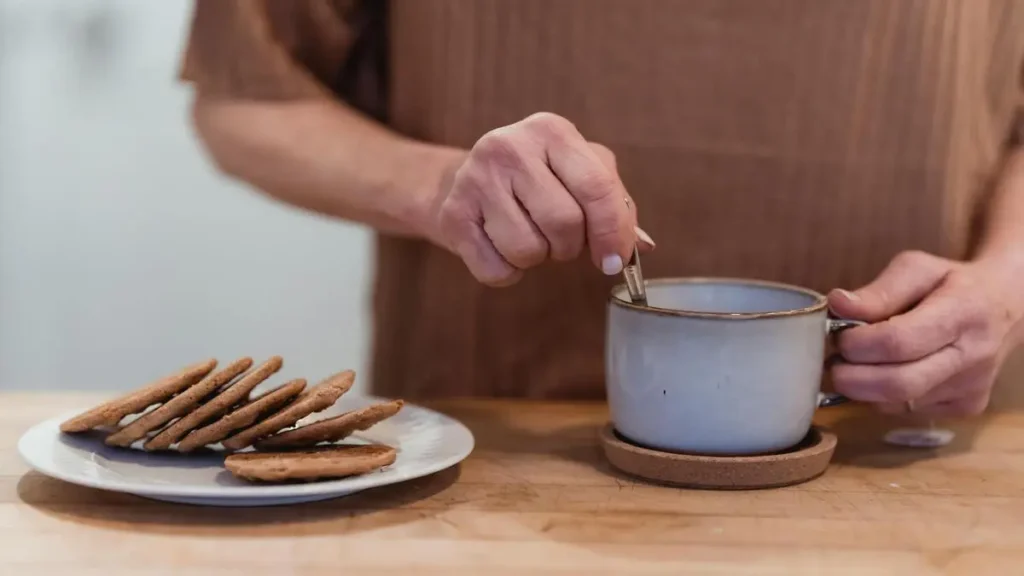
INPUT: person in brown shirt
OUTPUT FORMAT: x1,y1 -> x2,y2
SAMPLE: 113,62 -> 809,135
180,0 -> 1024,418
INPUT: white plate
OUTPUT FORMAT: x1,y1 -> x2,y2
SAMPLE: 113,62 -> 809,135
18,395 -> 474,507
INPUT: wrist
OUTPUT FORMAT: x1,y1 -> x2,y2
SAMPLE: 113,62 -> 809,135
392,142 -> 467,246
974,245 -> 1024,284
972,248 -> 1024,345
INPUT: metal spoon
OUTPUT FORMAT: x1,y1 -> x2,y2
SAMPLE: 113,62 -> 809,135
621,196 -> 648,305
623,243 -> 647,305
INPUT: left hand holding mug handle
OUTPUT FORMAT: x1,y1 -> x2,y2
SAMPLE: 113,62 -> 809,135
826,250 -> 1023,418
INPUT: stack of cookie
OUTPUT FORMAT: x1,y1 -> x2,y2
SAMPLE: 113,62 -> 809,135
58,357 -> 404,482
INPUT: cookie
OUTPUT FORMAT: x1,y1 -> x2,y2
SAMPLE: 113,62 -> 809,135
143,356 -> 284,451
60,359 -> 217,433
224,444 -> 397,482
255,400 -> 404,449
176,378 -> 307,453
221,370 -> 355,451
105,357 -> 253,447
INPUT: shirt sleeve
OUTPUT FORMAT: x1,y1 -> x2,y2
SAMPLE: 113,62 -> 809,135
178,0 -> 360,101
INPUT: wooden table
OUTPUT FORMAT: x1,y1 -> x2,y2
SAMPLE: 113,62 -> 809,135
3,390 -> 1024,575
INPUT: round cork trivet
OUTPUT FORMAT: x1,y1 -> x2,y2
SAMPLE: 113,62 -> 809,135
600,423 -> 837,490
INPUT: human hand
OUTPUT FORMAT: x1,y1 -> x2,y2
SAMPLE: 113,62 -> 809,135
827,250 -> 1024,417
429,112 -> 654,286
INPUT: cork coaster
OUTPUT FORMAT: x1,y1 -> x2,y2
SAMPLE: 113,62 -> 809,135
599,423 -> 837,490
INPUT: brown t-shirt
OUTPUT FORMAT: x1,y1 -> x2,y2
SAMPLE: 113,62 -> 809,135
180,0 -> 1024,400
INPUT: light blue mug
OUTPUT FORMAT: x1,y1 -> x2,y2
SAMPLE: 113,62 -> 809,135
606,277 -> 863,456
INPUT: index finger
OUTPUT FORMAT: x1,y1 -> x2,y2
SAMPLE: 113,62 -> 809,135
838,286 -> 963,364
529,117 -> 633,274
831,343 -> 964,404
589,141 -> 645,248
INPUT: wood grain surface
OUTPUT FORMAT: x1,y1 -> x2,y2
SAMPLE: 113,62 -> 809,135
4,376 -> 1024,575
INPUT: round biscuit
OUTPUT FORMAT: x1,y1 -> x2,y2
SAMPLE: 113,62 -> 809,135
221,370 -> 355,451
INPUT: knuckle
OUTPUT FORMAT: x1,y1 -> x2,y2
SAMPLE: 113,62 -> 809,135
451,164 -> 491,200
932,317 -> 962,348
961,292 -> 1004,336
473,129 -> 524,168
575,173 -> 621,220
524,111 -> 574,135
946,269 -> 978,291
876,323 -> 912,360
964,304 -> 994,334
437,197 -> 475,231
539,206 -> 585,235
831,373 -> 864,399
499,236 -> 548,268
588,142 -> 617,166
893,250 -> 933,270
958,318 -> 1004,360
878,369 -> 922,403
577,169 -> 618,197
588,142 -> 614,158
538,209 -> 585,258
436,202 -> 481,253
457,160 -> 485,183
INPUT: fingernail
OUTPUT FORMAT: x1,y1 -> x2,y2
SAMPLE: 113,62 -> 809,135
602,254 -> 623,275
634,226 -> 656,248
837,289 -> 859,301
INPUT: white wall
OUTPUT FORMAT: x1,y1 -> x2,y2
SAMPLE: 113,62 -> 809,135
0,0 -> 373,393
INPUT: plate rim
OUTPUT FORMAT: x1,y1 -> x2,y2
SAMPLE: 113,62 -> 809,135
17,395 -> 474,499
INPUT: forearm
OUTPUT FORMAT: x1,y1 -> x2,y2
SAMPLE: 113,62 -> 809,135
191,95 -> 466,239
976,148 -> 1024,269
973,147 -> 1024,343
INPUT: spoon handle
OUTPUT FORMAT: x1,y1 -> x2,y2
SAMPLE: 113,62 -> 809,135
623,244 -> 647,305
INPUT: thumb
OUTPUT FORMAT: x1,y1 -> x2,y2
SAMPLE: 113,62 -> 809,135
827,251 -> 953,322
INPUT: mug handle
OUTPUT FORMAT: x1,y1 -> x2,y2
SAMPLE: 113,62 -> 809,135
816,316 -> 868,408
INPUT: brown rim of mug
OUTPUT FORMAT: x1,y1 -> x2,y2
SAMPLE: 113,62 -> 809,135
609,277 -> 829,320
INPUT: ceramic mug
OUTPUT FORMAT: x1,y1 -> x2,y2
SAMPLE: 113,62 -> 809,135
606,277 -> 863,456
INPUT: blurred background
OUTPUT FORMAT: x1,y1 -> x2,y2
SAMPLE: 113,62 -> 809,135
0,0 -> 373,392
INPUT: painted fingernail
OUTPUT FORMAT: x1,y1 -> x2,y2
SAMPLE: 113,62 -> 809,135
837,289 -> 859,301
602,254 -> 623,275
634,226 -> 656,248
